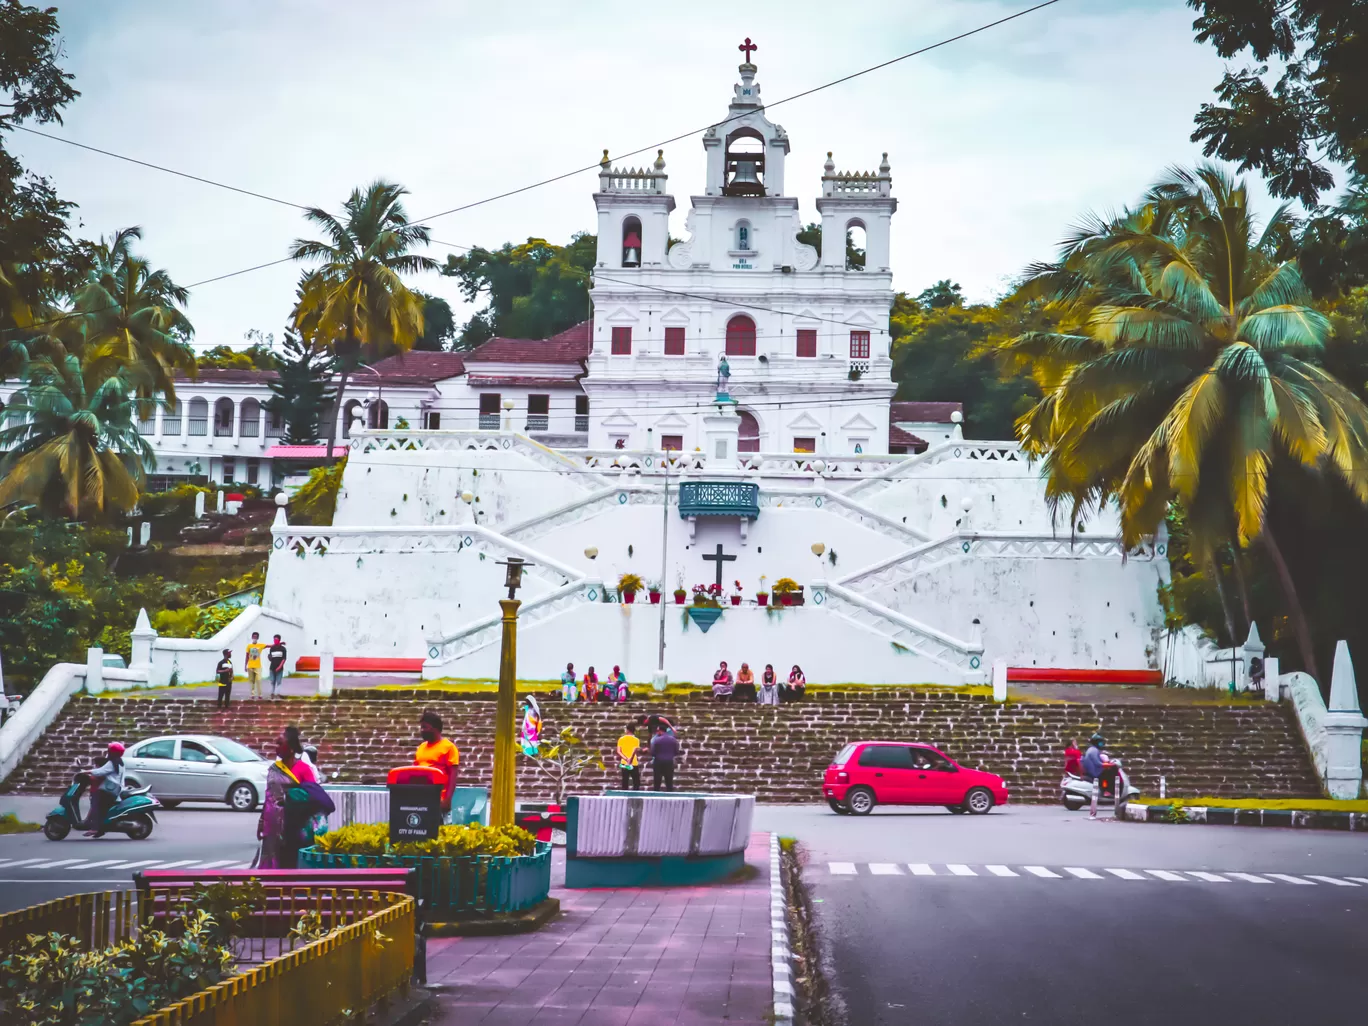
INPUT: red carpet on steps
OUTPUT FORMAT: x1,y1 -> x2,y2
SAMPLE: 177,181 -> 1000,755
293,656 -> 425,673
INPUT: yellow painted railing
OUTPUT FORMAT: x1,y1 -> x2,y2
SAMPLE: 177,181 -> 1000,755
0,889 -> 137,951
130,894 -> 416,1026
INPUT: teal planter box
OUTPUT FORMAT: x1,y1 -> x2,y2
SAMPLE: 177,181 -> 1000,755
298,841 -> 551,918
687,607 -> 723,632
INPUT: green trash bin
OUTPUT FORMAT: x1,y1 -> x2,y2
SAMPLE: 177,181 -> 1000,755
448,786 -> 489,826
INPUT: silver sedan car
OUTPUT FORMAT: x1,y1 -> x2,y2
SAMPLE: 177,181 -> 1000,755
123,735 -> 270,812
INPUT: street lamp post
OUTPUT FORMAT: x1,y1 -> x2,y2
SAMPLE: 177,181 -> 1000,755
492,556 -> 530,825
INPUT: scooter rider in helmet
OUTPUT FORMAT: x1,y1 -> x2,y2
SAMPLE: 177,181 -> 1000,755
1082,733 -> 1118,820
85,742 -> 127,837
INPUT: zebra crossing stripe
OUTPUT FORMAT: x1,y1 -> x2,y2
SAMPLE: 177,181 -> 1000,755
1186,871 -> 1230,883
1064,867 -> 1103,879
1023,866 -> 1060,878
196,860 -> 244,869
828,862 -> 857,875
1265,874 -> 1314,885
74,860 -> 126,870
1105,868 -> 1145,880
150,860 -> 201,869
1145,870 -> 1188,882
947,864 -> 976,876
985,865 -> 1018,877
1346,877 -> 1368,885
1305,875 -> 1357,887
908,863 -> 936,876
114,860 -> 163,870
0,859 -> 46,869
1225,873 -> 1272,884
869,863 -> 902,875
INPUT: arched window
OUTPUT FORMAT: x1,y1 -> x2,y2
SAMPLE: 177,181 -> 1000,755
213,398 -> 234,437
735,221 -> 752,252
239,397 -> 261,438
342,399 -> 363,439
621,216 -> 642,268
725,314 -> 756,357
738,410 -> 761,453
367,399 -> 389,429
187,397 -> 208,436
845,220 -> 867,271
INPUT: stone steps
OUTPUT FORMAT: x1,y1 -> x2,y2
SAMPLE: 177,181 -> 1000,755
3,691 -> 1322,804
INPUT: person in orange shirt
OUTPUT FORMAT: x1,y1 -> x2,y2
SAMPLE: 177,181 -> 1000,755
415,710 -> 459,813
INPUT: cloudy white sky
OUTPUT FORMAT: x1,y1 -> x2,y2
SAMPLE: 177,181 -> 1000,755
16,0 -> 1258,349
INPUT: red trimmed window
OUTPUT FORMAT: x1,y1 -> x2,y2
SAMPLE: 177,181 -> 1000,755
849,330 -> 871,359
664,327 -> 686,356
793,437 -> 816,454
661,434 -> 683,451
796,329 -> 817,358
725,314 -> 757,356
611,327 -> 632,355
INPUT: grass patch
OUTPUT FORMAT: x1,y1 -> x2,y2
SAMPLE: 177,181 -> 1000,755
1135,797 -> 1368,813
0,813 -> 42,834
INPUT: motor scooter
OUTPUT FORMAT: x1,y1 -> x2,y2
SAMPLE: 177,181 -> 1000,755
44,772 -> 161,841
1061,758 -> 1140,812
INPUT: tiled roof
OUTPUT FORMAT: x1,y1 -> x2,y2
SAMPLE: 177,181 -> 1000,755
464,320 -> 592,365
891,400 -> 962,423
889,424 -> 928,449
366,351 -> 466,383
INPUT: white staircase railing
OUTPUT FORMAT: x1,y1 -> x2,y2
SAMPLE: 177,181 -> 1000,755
761,486 -> 930,543
351,429 -> 606,488
503,483 -> 662,542
840,439 -> 1029,502
423,578 -> 601,669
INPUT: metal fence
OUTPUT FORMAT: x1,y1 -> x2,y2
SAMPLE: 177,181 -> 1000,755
0,889 -> 138,952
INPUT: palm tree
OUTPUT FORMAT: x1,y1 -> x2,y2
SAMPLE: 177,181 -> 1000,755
69,227 -> 195,406
289,181 -> 436,461
0,353 -> 153,520
1001,165 -> 1368,679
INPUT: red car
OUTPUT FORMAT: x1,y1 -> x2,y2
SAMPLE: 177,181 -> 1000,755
823,741 -> 1009,815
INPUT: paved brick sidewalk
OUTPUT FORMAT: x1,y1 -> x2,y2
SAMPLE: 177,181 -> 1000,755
420,833 -> 775,1025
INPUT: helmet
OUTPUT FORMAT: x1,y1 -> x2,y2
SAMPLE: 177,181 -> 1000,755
107,742 -> 126,755
1089,733 -> 1105,747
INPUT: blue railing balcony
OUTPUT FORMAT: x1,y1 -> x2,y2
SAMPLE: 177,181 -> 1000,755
677,481 -> 760,520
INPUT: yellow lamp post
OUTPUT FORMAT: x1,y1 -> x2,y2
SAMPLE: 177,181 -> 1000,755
491,557 -> 529,826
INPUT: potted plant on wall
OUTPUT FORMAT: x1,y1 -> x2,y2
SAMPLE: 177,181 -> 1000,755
647,580 -> 662,604
618,572 -> 643,604
756,575 -> 769,607
688,582 -> 724,632
772,577 -> 800,606
673,571 -> 687,605
731,580 -> 744,606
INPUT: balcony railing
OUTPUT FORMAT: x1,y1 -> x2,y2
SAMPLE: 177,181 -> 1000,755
163,418 -> 181,435
525,415 -> 549,432
677,481 -> 761,520
240,419 -> 260,438
574,415 -> 589,433
479,413 -> 501,430
138,420 -> 156,436
213,420 -> 232,437
188,418 -> 207,437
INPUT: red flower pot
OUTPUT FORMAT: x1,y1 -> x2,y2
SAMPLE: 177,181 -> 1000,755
757,594 -> 768,607
623,591 -> 636,604
780,593 -> 794,606
730,595 -> 741,606
649,591 -> 661,604
674,593 -> 686,605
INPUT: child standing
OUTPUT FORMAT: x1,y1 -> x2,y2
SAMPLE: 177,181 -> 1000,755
215,649 -> 234,709
617,724 -> 641,790
1063,738 -> 1083,778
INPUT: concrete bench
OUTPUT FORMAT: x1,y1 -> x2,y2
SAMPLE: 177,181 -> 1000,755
565,792 -> 755,887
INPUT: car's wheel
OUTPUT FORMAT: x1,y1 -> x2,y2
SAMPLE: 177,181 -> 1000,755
227,782 -> 258,812
827,798 -> 850,815
845,786 -> 876,816
43,816 -> 71,841
946,805 -> 968,814
965,788 -> 995,815
125,814 -> 154,840
1063,797 -> 1085,812
159,800 -> 181,809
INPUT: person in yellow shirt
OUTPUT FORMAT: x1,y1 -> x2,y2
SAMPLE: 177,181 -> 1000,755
415,710 -> 459,813
616,723 -> 641,791
244,632 -> 266,699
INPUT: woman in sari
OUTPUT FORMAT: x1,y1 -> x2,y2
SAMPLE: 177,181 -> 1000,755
758,664 -> 780,706
257,725 -> 318,869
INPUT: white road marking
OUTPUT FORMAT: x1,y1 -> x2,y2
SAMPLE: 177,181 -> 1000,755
869,863 -> 903,875
72,860 -> 126,870
1346,877 -> 1368,885
1265,873 -> 1314,885
946,864 -> 977,876
1023,866 -> 1061,878
195,860 -> 244,869
1305,875 -> 1357,887
1186,871 -> 1230,883
828,862 -> 857,875
149,860 -> 201,869
0,859 -> 44,869
0,878 -> 133,884
907,863 -> 936,876
1226,873 -> 1272,884
114,860 -> 164,870
985,865 -> 1018,877
1105,868 -> 1146,880
1145,870 -> 1188,882
1064,867 -> 1103,879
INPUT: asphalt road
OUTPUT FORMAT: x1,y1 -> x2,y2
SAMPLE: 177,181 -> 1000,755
0,795 -> 258,913
754,804 -> 1368,1026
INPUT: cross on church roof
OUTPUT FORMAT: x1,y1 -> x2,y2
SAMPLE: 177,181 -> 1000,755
738,37 -> 758,63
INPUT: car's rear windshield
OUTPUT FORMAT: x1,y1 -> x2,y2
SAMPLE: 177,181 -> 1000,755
210,737 -> 264,763
833,743 -> 857,766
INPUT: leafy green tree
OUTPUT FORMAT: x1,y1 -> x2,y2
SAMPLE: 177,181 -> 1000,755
0,353 -> 152,519
289,180 -> 437,461
442,234 -> 595,348
794,223 -> 867,269
412,292 -> 455,351
69,226 -> 195,405
1187,0 -> 1368,206
265,329 -> 336,445
196,342 -> 279,371
1293,175 -> 1368,299
1002,164 -> 1368,678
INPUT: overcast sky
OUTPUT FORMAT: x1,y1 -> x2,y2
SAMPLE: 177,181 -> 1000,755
17,0 -> 1258,349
